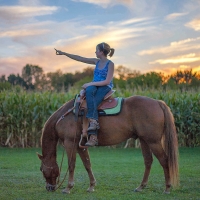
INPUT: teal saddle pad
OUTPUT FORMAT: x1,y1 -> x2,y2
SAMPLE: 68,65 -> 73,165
98,97 -> 124,116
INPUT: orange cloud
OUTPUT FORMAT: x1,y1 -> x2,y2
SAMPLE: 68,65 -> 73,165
138,37 -> 200,55
165,12 -> 188,21
0,29 -> 50,38
186,18 -> 200,31
72,0 -> 133,9
0,6 -> 58,20
150,53 -> 200,64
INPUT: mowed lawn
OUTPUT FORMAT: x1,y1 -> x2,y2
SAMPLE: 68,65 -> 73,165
0,147 -> 199,200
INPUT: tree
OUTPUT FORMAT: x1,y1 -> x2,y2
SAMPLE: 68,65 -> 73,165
74,67 -> 93,82
116,65 -> 131,80
7,74 -> 28,89
114,66 -> 141,89
63,73 -> 75,88
22,64 -> 44,90
170,69 -> 197,85
128,72 -> 163,89
0,75 -> 6,82
46,70 -> 65,91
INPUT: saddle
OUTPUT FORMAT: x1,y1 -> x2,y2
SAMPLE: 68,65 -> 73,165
74,90 -> 120,121
80,90 -> 117,110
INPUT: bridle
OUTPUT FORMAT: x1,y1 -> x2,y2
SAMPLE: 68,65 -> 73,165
41,162 -> 57,191
41,151 -> 65,191
42,162 -> 54,170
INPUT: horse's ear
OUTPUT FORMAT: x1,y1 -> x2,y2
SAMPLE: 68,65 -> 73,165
36,152 -> 43,160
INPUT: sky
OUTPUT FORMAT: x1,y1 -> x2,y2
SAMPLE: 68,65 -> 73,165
0,0 -> 200,77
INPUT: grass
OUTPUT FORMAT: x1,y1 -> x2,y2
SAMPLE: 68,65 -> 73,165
0,147 -> 200,200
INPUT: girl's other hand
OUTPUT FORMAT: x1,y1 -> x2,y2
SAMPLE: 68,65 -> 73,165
82,83 -> 92,89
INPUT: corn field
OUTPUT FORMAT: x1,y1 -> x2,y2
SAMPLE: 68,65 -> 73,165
0,87 -> 199,147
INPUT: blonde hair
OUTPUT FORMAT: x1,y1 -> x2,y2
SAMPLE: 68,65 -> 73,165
97,42 -> 115,57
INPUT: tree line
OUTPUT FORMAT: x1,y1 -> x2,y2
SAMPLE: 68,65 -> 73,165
0,64 -> 199,91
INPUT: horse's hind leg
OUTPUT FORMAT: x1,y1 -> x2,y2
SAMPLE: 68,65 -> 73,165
77,148 -> 96,192
62,140 -> 77,194
135,138 -> 153,192
148,142 -> 171,194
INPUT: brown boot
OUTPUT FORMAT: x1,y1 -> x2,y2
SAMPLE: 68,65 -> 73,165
87,119 -> 100,131
85,135 -> 98,147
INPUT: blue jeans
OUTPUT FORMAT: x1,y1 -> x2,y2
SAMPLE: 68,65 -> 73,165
85,85 -> 111,120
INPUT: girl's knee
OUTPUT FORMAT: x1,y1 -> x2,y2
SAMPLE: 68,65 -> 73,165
86,85 -> 96,94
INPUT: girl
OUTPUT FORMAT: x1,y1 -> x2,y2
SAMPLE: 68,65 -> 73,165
55,42 -> 115,146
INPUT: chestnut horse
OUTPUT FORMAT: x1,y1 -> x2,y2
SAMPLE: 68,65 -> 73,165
37,95 -> 179,194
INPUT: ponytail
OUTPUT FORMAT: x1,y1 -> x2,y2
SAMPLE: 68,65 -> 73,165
108,48 -> 115,57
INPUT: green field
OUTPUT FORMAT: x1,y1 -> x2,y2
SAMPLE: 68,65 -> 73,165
0,147 -> 200,200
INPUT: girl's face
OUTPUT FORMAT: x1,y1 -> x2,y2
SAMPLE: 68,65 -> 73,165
95,46 -> 103,58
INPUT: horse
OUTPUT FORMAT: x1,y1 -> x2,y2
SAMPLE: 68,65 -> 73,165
37,95 -> 179,194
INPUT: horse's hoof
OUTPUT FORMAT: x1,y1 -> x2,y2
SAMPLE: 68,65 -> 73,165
134,188 -> 142,192
87,187 -> 95,192
62,189 -> 70,194
163,191 -> 170,194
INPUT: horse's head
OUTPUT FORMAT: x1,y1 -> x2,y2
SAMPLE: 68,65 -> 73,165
37,153 -> 59,192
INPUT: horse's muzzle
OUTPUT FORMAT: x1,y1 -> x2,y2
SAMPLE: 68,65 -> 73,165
46,183 -> 56,192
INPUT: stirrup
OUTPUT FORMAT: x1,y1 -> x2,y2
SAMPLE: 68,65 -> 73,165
82,131 -> 88,138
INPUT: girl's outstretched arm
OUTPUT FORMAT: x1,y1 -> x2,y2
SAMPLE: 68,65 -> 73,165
55,48 -> 98,65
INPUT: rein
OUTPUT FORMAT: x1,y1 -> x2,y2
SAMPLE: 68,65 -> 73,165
51,98 -> 83,192
53,121 -> 79,191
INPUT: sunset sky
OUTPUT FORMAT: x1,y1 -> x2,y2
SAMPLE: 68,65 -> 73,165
0,0 -> 200,77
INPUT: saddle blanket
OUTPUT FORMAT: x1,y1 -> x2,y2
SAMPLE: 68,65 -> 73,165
74,95 -> 124,116
98,97 -> 123,116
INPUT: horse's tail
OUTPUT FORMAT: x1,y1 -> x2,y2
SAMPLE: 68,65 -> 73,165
158,100 -> 179,188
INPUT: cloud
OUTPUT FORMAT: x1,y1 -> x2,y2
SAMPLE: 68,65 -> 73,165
0,29 -> 50,38
138,36 -> 200,74
165,12 -> 188,21
119,17 -> 150,25
0,21 -> 54,43
72,0 -> 162,16
53,35 -> 88,46
72,0 -> 133,8
0,6 -> 58,21
138,37 -> 200,55
185,18 -> 200,31
18,0 -> 42,6
150,53 -> 200,64
0,16 -> 156,76
52,16 -> 154,50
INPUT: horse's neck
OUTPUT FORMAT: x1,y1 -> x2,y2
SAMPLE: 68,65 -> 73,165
41,98 -> 74,162
42,132 -> 58,163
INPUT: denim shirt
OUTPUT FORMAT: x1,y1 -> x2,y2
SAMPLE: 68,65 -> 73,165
93,60 -> 113,88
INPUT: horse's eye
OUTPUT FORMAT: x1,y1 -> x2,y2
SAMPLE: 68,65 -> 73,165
40,167 -> 43,172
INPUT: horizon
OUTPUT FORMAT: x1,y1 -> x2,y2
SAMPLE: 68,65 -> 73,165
0,0 -> 200,77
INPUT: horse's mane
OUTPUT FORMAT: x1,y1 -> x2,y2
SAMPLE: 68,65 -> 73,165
42,98 -> 75,136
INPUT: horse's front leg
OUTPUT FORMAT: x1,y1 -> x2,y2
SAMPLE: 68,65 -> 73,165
62,140 -> 77,194
77,147 -> 96,192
